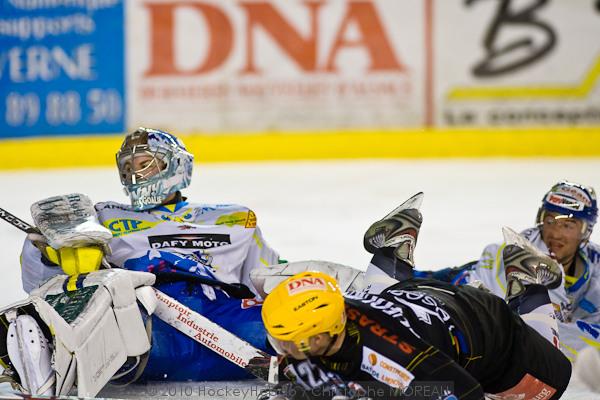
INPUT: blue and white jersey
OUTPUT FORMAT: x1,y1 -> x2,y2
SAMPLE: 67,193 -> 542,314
465,226 -> 600,360
467,227 -> 600,323
20,200 -> 280,297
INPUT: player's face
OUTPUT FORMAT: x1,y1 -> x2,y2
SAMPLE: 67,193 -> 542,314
275,339 -> 308,360
120,153 -> 165,184
540,212 -> 584,265
269,334 -> 333,360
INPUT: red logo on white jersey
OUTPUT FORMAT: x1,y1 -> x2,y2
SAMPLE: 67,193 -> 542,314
241,298 -> 263,309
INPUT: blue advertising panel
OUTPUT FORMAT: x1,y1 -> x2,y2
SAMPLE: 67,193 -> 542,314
0,0 -> 125,138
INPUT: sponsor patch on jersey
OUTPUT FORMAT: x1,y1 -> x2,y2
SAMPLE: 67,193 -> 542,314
360,346 -> 414,389
287,277 -> 327,295
246,210 -> 257,228
96,202 -> 131,212
148,234 -> 231,249
104,219 -> 160,237
178,224 -> 196,230
241,298 -> 263,309
489,373 -> 556,400
215,211 -> 257,228
345,306 -> 417,353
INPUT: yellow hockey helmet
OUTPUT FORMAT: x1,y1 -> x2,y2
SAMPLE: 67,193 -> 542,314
262,271 -> 346,353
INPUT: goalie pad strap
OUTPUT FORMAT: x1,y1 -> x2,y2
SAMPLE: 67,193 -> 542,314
250,260 -> 365,298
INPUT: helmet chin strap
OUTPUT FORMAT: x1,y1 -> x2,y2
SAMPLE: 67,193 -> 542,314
322,333 -> 339,356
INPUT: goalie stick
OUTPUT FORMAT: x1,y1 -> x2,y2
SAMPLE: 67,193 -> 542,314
0,207 -> 38,234
0,393 -> 122,400
153,289 -> 278,383
0,206 -> 279,384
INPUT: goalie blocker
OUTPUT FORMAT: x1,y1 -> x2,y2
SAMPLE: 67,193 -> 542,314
0,269 -> 156,398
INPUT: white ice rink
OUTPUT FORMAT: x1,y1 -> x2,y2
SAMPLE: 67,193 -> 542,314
2,158 -> 600,398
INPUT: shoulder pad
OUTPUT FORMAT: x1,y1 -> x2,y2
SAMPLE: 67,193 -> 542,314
191,203 -> 250,213
520,227 -> 539,240
583,241 -> 600,264
189,203 -> 257,228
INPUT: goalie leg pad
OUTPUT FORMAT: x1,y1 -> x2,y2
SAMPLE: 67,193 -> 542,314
250,260 -> 365,297
6,314 -> 54,395
53,339 -> 77,395
29,269 -> 155,397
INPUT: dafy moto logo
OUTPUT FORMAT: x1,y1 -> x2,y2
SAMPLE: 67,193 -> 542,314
148,234 -> 231,249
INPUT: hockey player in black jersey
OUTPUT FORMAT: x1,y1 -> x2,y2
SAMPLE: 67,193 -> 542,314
260,193 -> 571,400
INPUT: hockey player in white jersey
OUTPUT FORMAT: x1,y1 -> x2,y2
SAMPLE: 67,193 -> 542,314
418,181 -> 600,362
15,127 -> 280,385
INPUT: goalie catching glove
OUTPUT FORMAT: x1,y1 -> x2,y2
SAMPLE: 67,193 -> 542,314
0,269 -> 156,397
28,193 -> 112,275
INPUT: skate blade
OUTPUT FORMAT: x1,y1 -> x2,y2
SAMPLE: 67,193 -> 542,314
502,226 -> 549,260
381,192 -> 424,220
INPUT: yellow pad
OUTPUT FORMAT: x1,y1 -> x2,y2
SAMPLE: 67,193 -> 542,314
44,246 -> 104,276
44,247 -> 60,265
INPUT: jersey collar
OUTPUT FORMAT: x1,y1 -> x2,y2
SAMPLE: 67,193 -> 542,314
566,250 -> 590,293
154,200 -> 189,213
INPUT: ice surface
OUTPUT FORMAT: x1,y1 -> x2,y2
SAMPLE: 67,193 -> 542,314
2,159 -> 600,398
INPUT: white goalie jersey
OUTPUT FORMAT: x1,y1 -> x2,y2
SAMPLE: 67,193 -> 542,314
20,200 -> 280,296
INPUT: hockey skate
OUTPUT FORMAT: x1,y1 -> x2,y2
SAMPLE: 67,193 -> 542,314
363,192 -> 423,267
502,227 -> 563,302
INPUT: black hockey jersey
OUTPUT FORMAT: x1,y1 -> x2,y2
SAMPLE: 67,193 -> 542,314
279,278 -> 570,400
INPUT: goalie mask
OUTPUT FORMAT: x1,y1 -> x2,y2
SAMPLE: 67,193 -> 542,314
536,181 -> 598,243
116,127 -> 194,210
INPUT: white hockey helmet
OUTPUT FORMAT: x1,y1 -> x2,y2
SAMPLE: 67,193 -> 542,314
116,127 -> 194,210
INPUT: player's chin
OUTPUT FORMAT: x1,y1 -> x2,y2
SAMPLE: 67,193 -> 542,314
283,348 -> 307,360
289,352 -> 308,360
552,249 -> 571,264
